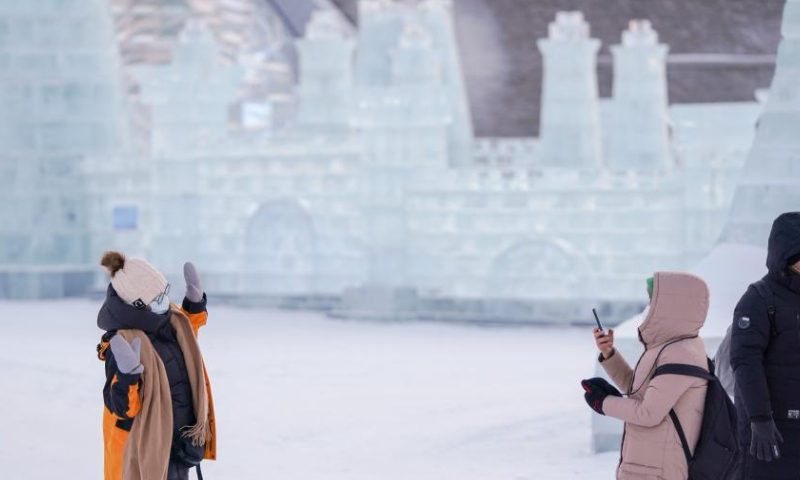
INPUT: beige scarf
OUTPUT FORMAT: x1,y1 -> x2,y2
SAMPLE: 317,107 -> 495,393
117,309 -> 211,480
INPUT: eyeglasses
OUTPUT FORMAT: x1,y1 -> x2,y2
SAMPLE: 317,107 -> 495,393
132,284 -> 171,313
152,284 -> 170,304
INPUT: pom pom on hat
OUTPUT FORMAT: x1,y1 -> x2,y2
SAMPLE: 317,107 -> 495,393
100,251 -> 168,306
101,251 -> 126,277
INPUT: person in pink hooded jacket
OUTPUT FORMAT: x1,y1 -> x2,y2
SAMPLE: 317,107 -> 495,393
582,272 -> 711,480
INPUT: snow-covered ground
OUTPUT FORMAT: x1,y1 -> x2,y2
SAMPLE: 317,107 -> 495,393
0,300 -> 619,480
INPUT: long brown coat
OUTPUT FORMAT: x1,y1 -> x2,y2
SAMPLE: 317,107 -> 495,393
601,272 -> 710,480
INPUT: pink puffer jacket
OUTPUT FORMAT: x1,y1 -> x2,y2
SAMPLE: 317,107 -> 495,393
601,272 -> 710,480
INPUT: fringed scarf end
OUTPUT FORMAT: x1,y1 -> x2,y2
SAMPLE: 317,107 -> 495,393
180,418 -> 212,447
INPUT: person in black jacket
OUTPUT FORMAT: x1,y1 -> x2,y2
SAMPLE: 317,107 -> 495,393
731,212 -> 800,480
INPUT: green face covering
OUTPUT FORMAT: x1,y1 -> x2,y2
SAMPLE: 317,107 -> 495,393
647,277 -> 654,299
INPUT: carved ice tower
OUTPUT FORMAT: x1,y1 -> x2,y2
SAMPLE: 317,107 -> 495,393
296,11 -> 355,136
721,0 -> 800,245
608,21 -> 671,172
353,22 -> 451,286
537,12 -> 603,169
354,22 -> 452,166
134,21 -> 243,155
355,0 -> 473,167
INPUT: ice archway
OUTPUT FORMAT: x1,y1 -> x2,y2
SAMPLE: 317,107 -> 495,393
243,200 -> 317,295
488,238 -> 588,298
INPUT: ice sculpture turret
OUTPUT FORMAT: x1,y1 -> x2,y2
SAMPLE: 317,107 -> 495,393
355,0 -> 473,167
135,21 -> 243,155
351,22 -> 451,166
537,12 -> 603,169
0,0 -> 129,298
721,0 -> 800,245
391,23 -> 442,84
608,21 -> 671,172
296,10 -> 356,136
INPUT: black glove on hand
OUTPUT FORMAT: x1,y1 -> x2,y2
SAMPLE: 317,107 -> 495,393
750,417 -> 784,462
581,377 -> 622,415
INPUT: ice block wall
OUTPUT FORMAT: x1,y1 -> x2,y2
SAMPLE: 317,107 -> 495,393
0,0 -> 130,298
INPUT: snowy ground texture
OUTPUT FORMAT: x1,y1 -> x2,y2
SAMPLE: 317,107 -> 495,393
0,300 -> 619,480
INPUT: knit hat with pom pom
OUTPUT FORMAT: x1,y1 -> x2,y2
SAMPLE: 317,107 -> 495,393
100,251 -> 168,307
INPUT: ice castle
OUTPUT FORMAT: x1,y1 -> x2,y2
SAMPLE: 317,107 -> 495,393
0,0 -> 786,323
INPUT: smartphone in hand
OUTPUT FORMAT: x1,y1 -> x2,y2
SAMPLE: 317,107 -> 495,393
593,309 -> 615,361
593,308 -> 604,335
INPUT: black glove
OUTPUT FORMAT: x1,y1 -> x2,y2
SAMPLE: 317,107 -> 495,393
750,417 -> 784,462
581,377 -> 622,415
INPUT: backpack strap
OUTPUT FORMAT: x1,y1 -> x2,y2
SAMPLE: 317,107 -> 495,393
653,363 -> 715,382
653,358 -> 715,465
196,464 -> 203,480
705,356 -> 716,375
625,336 -> 700,397
753,280 -> 777,336
669,409 -> 693,464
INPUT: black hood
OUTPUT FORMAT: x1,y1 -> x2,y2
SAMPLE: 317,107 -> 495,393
98,284 -> 170,333
767,212 -> 800,274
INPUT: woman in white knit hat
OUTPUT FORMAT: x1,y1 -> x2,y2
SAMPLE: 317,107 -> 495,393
96,251 -> 216,480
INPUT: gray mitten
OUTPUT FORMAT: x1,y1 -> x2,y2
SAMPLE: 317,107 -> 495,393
183,261 -> 204,303
110,335 -> 144,375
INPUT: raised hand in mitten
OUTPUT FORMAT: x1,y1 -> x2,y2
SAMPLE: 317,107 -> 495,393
183,261 -> 204,303
110,335 -> 143,375
581,377 -> 622,415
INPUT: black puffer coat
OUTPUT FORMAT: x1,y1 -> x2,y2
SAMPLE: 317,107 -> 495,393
731,212 -> 800,480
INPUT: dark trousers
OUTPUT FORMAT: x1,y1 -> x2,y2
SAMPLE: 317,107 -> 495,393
167,461 -> 189,480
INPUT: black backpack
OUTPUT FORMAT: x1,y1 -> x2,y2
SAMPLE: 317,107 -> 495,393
652,357 -> 740,480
